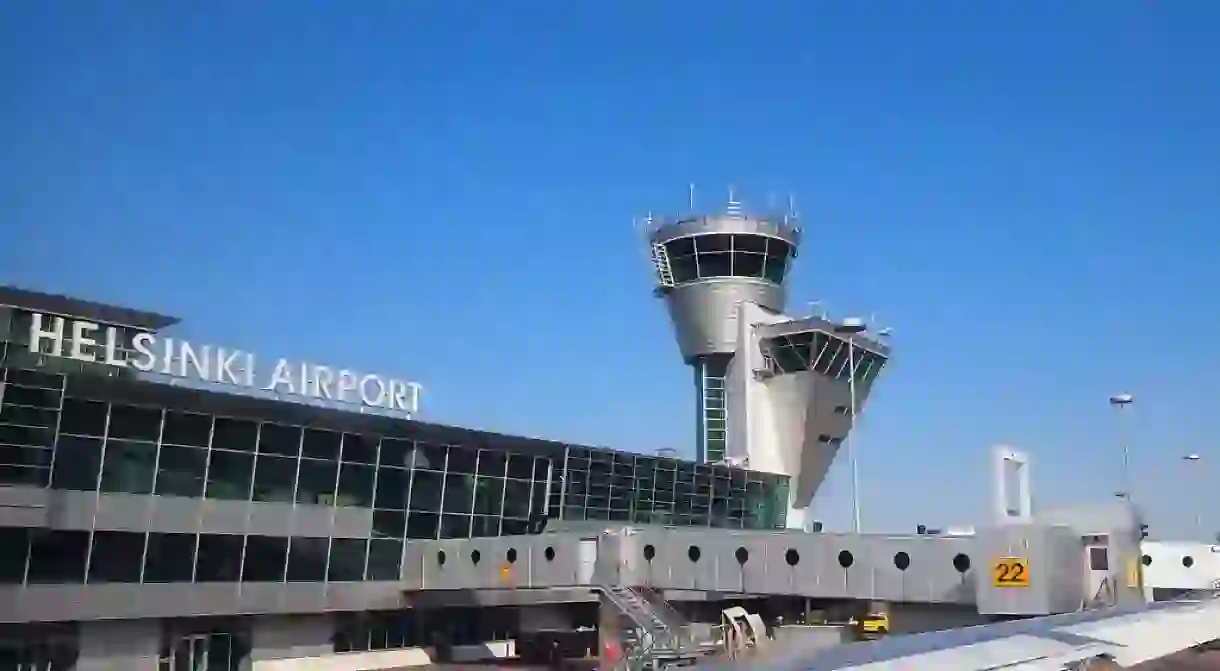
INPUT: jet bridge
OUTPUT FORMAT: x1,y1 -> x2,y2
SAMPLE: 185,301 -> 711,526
401,501 -> 1147,619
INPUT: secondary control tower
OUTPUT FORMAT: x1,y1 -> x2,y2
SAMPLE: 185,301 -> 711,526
645,192 -> 890,527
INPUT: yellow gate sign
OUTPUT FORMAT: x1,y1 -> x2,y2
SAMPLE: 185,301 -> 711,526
992,557 -> 1030,587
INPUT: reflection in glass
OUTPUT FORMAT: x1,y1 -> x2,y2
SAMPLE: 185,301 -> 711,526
252,454 -> 296,503
206,450 -> 253,500
101,440 -> 157,494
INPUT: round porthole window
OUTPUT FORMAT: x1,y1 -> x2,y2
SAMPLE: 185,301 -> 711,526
894,552 -> 911,571
470,550 -> 481,565
1183,555 -> 1195,568
437,550 -> 447,566
838,550 -> 854,568
785,549 -> 800,566
735,547 -> 749,565
506,548 -> 518,564
688,545 -> 701,562
953,553 -> 971,573
544,546 -> 556,562
1141,554 -> 1152,566
643,544 -> 656,561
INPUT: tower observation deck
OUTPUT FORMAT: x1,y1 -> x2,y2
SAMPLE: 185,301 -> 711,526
645,193 -> 890,527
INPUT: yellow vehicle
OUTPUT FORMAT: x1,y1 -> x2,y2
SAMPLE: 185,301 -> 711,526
853,611 -> 890,640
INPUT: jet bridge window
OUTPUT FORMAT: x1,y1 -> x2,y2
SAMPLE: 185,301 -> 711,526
1089,547 -> 1109,571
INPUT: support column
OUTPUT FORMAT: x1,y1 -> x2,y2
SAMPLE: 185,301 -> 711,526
76,619 -> 161,671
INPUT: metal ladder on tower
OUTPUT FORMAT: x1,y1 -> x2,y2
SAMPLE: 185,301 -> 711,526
651,243 -> 675,289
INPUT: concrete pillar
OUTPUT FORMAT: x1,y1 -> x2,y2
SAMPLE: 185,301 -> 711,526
248,614 -> 334,664
76,619 -> 161,671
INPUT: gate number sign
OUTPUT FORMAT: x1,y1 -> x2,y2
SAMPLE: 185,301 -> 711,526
992,557 -> 1030,587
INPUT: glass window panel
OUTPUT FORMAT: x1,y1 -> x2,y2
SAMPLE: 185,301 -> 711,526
503,479 -> 531,519
100,439 -> 157,494
501,518 -> 529,536
732,252 -> 765,278
286,537 -> 329,582
212,418 -> 257,452
732,234 -> 768,253
155,444 -> 207,497
763,242 -> 791,283
144,533 -> 196,583
341,433 -> 378,465
413,442 -> 447,471
51,435 -> 102,490
252,454 -> 297,503
0,528 -> 29,583
405,511 -> 439,539
374,467 -> 410,510
87,531 -> 145,583
27,530 -> 89,584
258,423 -> 300,456
2,384 -> 59,408
697,252 -> 732,277
7,368 -> 63,389
378,438 -> 412,468
476,450 -> 506,477
328,538 -> 367,582
443,473 -> 475,514
302,429 -> 341,460
107,405 -> 161,441
372,510 -> 406,539
408,470 -> 442,512
447,446 -> 477,474
471,515 -> 499,537
243,536 -> 288,581
473,477 -> 503,516
206,449 -> 254,500
532,457 -> 551,481
506,454 -> 533,480
196,534 -> 243,582
531,480 -> 547,516
366,539 -> 402,580
161,411 -> 212,447
694,233 -> 730,252
668,254 -> 697,283
0,423 -> 54,448
0,402 -> 57,428
337,462 -> 375,507
439,513 -> 470,539
59,399 -> 108,436
664,237 -> 695,256
296,458 -> 338,505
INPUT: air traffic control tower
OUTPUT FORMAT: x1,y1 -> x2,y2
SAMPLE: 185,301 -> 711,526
646,194 -> 891,528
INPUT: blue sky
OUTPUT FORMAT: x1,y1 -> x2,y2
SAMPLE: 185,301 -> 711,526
3,1 -> 1219,537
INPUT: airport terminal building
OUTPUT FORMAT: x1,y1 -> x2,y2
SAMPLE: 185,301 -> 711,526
0,286 -> 791,669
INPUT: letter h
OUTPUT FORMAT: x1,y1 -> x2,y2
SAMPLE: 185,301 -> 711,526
28,314 -> 65,356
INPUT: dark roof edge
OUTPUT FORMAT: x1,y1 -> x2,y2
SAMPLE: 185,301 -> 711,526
0,286 -> 181,331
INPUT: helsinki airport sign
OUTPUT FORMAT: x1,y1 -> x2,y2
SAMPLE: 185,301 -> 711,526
26,313 -> 421,415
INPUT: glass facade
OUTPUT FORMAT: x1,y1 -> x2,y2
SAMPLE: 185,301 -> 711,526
0,305 -> 791,588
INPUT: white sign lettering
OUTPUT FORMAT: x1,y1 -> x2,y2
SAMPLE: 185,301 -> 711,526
27,313 -> 422,415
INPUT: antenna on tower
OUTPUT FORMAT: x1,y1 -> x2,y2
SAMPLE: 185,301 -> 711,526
788,194 -> 798,218
726,185 -> 742,218
688,183 -> 696,212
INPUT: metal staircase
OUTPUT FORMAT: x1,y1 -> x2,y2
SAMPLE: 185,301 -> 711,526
597,584 -> 707,670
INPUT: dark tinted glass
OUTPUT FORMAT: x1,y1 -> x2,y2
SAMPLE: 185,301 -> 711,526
144,533 -> 196,583
88,531 -> 145,583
